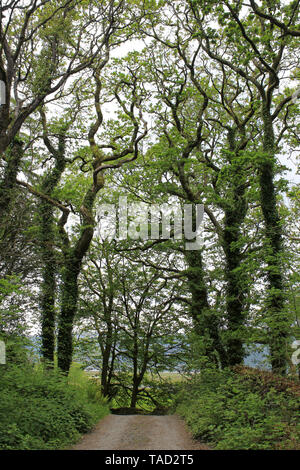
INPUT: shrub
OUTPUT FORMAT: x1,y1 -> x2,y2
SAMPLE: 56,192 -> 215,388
0,362 -> 109,450
175,368 -> 300,450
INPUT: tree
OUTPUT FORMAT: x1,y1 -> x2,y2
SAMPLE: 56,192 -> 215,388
57,59 -> 148,373
1,1 -> 148,372
0,0 -> 135,226
126,41 -> 257,366
0,0 -> 119,154
139,0 -> 299,373
184,0 -> 299,373
76,238 -> 187,407
35,108 -> 71,365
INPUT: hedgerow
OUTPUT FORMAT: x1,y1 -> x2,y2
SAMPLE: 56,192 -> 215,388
175,368 -> 300,450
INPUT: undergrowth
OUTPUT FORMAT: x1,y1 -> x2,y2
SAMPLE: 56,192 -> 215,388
0,362 -> 109,450
175,367 -> 300,450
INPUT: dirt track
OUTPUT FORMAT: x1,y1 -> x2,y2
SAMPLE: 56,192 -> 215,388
72,415 -> 209,450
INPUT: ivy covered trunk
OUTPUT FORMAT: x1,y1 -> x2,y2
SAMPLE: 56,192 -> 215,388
39,202 -> 57,365
223,185 -> 247,366
0,137 -> 23,223
185,250 -> 227,367
39,144 -> 66,366
222,129 -> 248,366
57,252 -> 82,372
260,102 -> 288,375
57,184 -> 103,373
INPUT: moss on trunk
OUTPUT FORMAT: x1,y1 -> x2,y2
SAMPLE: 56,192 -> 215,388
260,102 -> 288,375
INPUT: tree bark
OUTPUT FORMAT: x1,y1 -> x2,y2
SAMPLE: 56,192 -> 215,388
0,137 -> 23,224
222,129 -> 248,366
222,185 -> 247,366
130,383 -> 139,408
100,326 -> 113,397
260,102 -> 288,374
39,147 -> 66,365
185,250 -> 227,367
57,183 -> 103,373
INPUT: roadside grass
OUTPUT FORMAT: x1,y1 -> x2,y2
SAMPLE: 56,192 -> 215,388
0,361 -> 110,450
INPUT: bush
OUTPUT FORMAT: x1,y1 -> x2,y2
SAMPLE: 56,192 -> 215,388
0,362 -> 109,450
175,368 -> 300,450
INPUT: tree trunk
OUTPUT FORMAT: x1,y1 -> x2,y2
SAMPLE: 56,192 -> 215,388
221,129 -> 249,366
57,252 -> 81,372
260,102 -> 288,374
0,137 -> 23,224
39,148 -> 66,366
130,384 -> 139,409
223,191 -> 247,366
101,342 -> 112,396
57,184 -> 102,373
185,250 -> 227,367
40,209 -> 56,365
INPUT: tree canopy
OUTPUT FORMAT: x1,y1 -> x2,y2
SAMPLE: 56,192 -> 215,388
1,0 -> 299,402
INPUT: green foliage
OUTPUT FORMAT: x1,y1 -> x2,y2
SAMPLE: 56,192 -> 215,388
109,371 -> 183,414
175,368 -> 300,450
1,0 -> 299,449
0,276 -> 31,341
0,362 -> 109,450
139,375 -> 183,413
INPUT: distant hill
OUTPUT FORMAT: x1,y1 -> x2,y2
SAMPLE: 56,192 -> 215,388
27,335 -> 272,370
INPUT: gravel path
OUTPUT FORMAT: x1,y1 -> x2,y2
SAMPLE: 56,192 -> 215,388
72,415 -> 209,450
